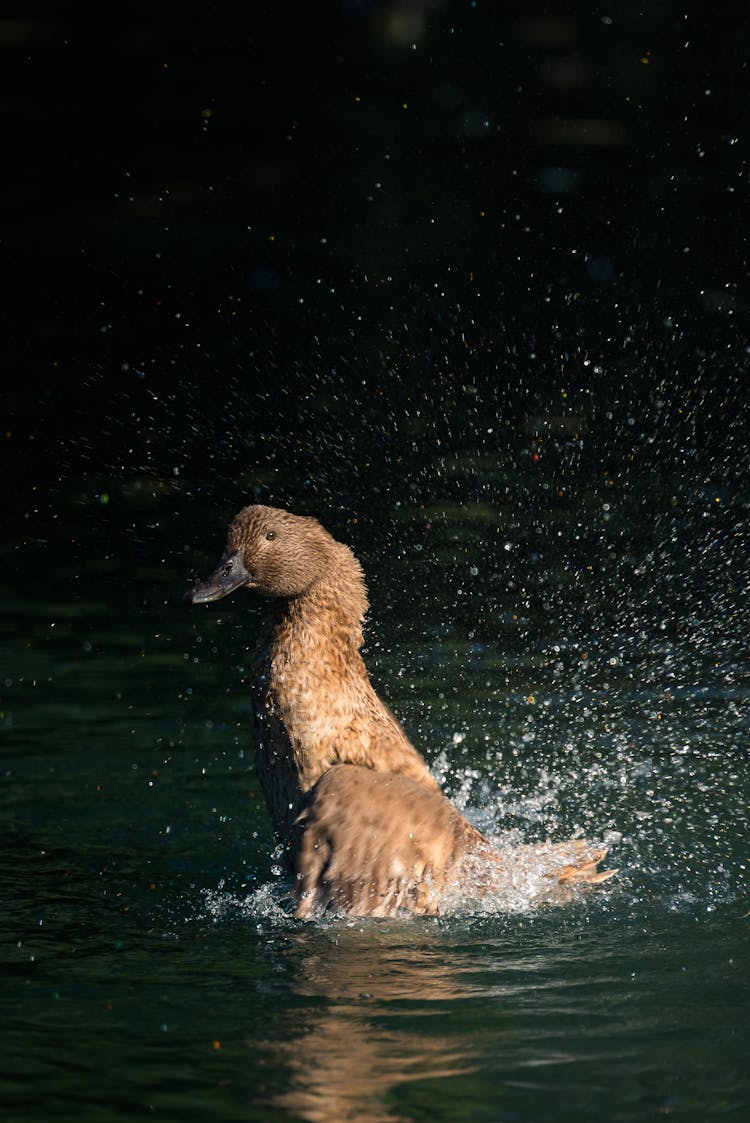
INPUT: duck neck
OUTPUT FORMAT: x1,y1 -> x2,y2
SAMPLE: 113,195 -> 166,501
271,542 -> 368,663
250,540 -> 439,824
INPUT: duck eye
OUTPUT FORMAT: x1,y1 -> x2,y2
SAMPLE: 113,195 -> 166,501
265,530 -> 276,541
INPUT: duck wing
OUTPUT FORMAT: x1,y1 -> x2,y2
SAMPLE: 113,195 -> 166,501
293,764 -> 484,918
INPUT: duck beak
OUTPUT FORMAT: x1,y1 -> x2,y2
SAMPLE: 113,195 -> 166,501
185,551 -> 252,604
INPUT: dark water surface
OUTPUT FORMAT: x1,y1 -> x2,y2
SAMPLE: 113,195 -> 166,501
3,479 -> 749,1122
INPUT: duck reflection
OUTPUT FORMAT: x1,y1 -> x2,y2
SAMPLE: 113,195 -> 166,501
254,923 -> 482,1123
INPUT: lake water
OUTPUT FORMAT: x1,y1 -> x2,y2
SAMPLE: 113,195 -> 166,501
3,472 -> 748,1121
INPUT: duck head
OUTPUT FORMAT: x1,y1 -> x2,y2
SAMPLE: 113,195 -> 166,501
186,504 -> 335,603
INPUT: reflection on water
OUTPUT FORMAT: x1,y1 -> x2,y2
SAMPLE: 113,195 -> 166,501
236,907 -> 750,1123
264,928 -> 479,1123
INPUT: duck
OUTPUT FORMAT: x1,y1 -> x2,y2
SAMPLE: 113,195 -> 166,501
186,504 -> 615,918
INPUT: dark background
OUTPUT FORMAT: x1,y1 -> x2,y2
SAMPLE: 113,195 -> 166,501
3,1 -> 749,515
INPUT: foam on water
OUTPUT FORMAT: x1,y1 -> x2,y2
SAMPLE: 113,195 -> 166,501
194,880 -> 293,927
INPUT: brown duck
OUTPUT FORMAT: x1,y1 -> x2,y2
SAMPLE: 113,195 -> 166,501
187,504 -> 615,918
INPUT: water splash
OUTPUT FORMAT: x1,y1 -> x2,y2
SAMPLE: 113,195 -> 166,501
193,880 -> 292,927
